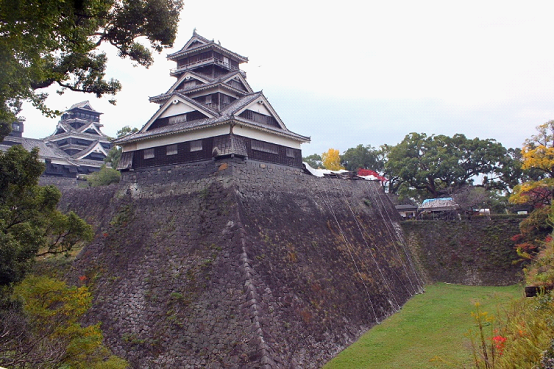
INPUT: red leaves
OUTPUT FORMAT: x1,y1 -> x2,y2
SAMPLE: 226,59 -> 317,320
492,335 -> 507,355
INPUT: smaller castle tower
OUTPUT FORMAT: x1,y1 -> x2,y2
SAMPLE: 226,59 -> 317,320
45,101 -> 111,161
1,101 -> 112,178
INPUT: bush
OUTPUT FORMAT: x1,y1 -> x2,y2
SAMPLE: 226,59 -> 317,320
469,293 -> 554,368
87,165 -> 121,187
0,275 -> 128,368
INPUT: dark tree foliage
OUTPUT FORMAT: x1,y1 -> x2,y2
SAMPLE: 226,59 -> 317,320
340,144 -> 385,172
302,153 -> 323,169
0,146 -> 93,287
104,125 -> 139,169
385,133 -> 511,200
0,0 -> 183,130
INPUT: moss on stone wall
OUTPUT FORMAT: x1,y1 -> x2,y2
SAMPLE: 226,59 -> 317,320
401,217 -> 523,286
57,163 -> 525,367
61,159 -> 424,368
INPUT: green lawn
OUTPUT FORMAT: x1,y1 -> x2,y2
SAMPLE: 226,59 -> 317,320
324,283 -> 522,369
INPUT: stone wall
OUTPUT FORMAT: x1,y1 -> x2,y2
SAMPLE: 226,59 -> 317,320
65,158 -> 423,368
39,175 -> 83,190
402,218 -> 523,286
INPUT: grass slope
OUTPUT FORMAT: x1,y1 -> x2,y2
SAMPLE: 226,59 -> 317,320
324,283 -> 522,369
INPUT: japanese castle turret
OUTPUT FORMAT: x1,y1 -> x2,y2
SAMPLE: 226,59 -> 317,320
44,101 -> 112,163
115,31 -> 310,170
1,101 -> 111,179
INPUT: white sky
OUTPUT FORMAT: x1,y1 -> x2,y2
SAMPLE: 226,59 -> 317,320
21,0 -> 554,156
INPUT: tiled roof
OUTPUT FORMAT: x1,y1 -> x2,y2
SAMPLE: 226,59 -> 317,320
71,140 -> 107,160
150,70 -> 251,104
0,136 -> 67,159
117,90 -> 310,145
167,33 -> 248,63
0,136 -> 104,168
149,81 -> 248,104
68,100 -> 100,113
220,92 -> 262,116
115,114 -> 309,145
45,118 -> 108,141
45,129 -> 110,143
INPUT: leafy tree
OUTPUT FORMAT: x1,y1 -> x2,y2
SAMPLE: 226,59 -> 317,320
104,146 -> 123,170
510,205 -> 553,263
510,121 -> 554,206
490,148 -> 529,193
321,148 -> 344,171
86,165 -> 121,187
385,133 -> 509,200
0,0 -> 183,129
104,126 -> 139,169
0,145 -> 93,286
341,144 -> 385,172
507,121 -> 554,264
302,153 -> 323,169
521,120 -> 554,175
0,275 -> 127,368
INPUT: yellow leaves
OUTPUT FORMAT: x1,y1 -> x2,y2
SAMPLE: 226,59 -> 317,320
470,302 -> 495,323
12,275 -> 129,368
509,178 -> 554,205
322,148 -> 344,171
511,121 -> 554,206
521,144 -> 554,173
14,275 -> 92,328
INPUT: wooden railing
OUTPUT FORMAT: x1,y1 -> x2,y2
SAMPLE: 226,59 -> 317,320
171,57 -> 238,74
204,102 -> 231,111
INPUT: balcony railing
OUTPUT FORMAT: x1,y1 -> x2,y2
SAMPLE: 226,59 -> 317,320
203,102 -> 231,111
170,57 -> 238,75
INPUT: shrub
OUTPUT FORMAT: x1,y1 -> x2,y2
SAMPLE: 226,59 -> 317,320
469,294 -> 554,368
1,275 -> 128,368
86,165 -> 121,187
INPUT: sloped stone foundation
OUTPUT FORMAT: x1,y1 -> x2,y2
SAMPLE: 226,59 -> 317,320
62,159 -> 423,368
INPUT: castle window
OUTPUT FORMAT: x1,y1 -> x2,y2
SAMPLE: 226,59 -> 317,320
239,110 -> 279,127
205,95 -> 212,104
167,144 -> 178,155
169,114 -> 187,125
251,140 -> 278,154
190,140 -> 202,152
144,148 -> 155,159
286,148 -> 295,158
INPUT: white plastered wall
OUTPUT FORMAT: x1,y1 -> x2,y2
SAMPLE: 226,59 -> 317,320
233,125 -> 301,149
160,102 -> 196,117
122,125 -> 231,152
246,102 -> 272,116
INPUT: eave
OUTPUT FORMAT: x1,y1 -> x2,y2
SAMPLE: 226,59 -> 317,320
115,117 -> 310,146
44,131 -> 111,143
167,43 -> 248,64
149,82 -> 249,104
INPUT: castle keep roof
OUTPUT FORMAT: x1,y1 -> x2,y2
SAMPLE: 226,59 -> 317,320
115,31 -> 310,171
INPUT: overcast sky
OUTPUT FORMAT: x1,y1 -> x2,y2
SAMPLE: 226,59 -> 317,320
21,0 -> 554,155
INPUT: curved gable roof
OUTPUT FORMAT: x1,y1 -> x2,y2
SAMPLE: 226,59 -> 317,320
167,31 -> 248,63
139,94 -> 218,133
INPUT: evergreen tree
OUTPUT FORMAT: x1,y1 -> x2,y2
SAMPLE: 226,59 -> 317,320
0,0 -> 183,129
